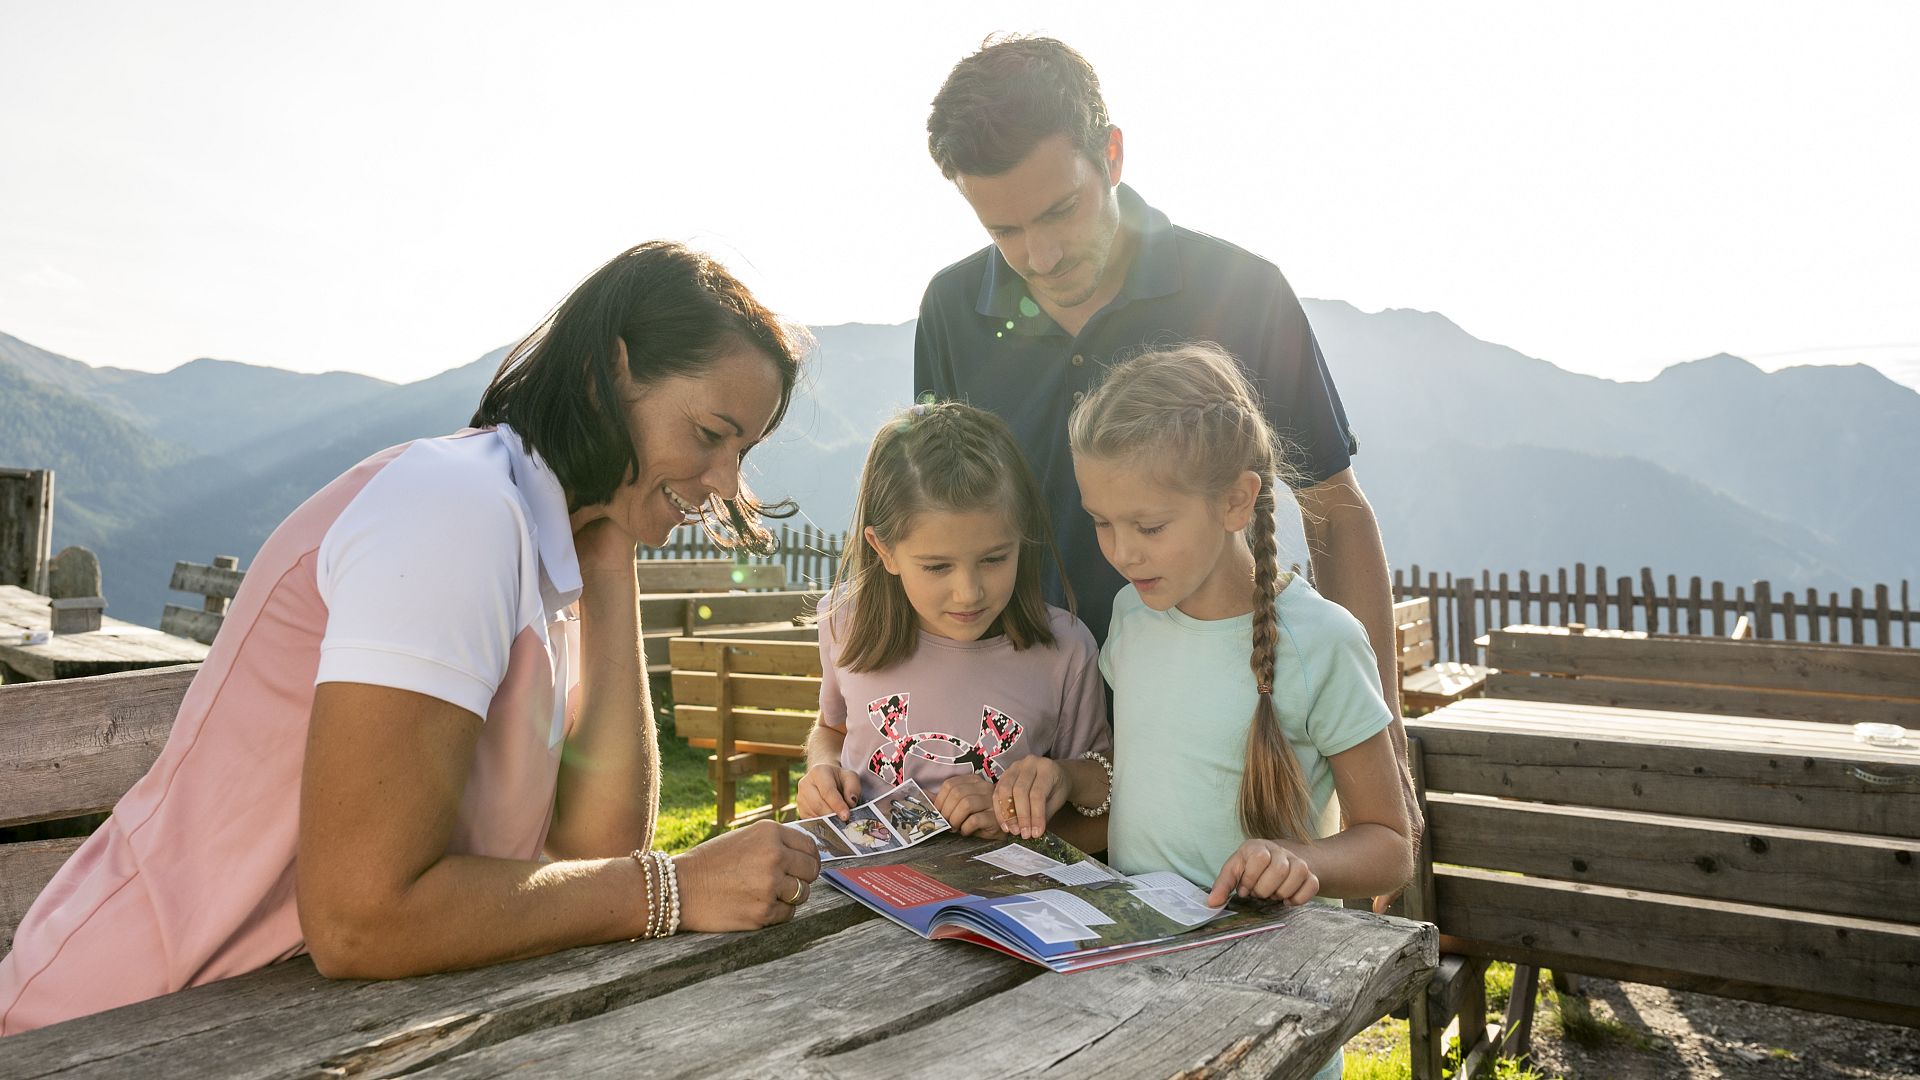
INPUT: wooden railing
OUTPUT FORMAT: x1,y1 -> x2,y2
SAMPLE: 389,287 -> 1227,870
1396,563 -> 1918,664
642,523 -> 847,591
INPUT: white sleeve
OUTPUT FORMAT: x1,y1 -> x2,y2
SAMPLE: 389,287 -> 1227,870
314,450 -> 530,719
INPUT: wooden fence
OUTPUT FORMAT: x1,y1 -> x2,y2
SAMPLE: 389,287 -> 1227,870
1397,562 -> 1918,664
641,522 -> 847,590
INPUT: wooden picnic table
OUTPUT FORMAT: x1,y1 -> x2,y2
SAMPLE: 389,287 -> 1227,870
0,585 -> 207,683
1,834 -> 1436,1079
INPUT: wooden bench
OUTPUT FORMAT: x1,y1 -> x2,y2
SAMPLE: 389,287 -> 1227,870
634,557 -> 786,594
667,637 -> 821,831
160,556 -> 244,645
1482,625 -> 1920,724
0,664 -> 197,952
1396,598 -> 1489,714
639,590 -> 820,675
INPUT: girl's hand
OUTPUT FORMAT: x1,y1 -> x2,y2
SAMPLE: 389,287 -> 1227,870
797,763 -> 863,821
1207,839 -> 1319,908
673,820 -> 821,932
992,756 -> 1070,839
932,775 -> 1006,839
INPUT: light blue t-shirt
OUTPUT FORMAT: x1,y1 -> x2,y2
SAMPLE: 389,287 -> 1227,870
1100,575 -> 1392,888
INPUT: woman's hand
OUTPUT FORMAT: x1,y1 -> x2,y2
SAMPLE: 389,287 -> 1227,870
797,763 -> 863,820
672,820 -> 821,932
992,756 -> 1071,840
1207,839 -> 1319,908
932,775 -> 1006,839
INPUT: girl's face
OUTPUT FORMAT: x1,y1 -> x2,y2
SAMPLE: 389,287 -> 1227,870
867,509 -> 1021,642
1074,455 -> 1259,620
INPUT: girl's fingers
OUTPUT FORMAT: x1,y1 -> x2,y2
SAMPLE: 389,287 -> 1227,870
1207,855 -> 1243,907
1239,844 -> 1274,895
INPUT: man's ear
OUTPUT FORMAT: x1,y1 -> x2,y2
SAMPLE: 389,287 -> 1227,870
1222,469 -> 1261,532
864,526 -> 901,575
1105,127 -> 1125,188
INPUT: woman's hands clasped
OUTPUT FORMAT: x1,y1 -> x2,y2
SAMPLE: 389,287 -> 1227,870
671,820 -> 820,932
1206,839 -> 1320,909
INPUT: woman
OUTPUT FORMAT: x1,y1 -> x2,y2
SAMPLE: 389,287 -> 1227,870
0,242 -> 821,1034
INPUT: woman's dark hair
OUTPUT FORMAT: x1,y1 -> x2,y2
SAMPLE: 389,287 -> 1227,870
927,35 -> 1113,180
472,241 -> 806,554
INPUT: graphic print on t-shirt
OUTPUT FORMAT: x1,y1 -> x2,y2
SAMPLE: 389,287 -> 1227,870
865,692 -> 1025,785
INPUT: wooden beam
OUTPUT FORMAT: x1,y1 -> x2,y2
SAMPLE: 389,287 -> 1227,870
0,665 -> 196,827
1486,630 -> 1920,700
666,636 -> 822,676
671,671 -> 821,711
1484,671 -> 1916,726
1,836 -> 83,954
168,560 -> 246,601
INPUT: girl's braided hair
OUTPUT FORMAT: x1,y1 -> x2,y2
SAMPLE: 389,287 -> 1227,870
1068,343 -> 1314,841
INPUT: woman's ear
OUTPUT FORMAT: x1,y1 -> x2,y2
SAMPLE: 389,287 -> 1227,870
1222,469 -> 1261,532
864,526 -> 901,575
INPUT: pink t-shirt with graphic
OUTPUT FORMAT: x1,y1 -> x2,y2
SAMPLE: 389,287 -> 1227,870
0,426 -> 581,1035
818,599 -> 1110,802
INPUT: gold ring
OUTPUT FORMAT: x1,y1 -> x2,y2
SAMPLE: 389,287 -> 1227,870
783,879 -> 806,905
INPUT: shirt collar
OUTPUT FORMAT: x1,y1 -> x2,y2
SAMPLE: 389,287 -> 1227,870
495,423 -> 583,610
974,183 -> 1183,326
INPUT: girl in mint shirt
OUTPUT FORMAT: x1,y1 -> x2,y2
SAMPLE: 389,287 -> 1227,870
1062,343 -> 1415,1080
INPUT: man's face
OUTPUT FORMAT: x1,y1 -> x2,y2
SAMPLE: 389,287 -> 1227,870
955,132 -> 1125,314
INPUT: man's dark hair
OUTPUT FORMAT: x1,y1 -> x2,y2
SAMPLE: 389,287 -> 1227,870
472,240 -> 806,552
927,35 -> 1112,180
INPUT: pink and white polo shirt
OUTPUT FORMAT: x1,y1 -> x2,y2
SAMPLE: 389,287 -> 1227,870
0,425 -> 582,1034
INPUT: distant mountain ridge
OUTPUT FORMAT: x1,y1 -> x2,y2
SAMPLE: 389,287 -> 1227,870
1,311 -> 1912,629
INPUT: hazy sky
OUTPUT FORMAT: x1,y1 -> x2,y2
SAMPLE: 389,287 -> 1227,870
3,2 -> 1916,389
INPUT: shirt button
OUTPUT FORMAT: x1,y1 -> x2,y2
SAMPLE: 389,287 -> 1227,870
1071,354 -> 1086,366
1072,390 -> 1086,404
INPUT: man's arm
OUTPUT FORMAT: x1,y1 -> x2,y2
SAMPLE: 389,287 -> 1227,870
1295,466 -> 1421,840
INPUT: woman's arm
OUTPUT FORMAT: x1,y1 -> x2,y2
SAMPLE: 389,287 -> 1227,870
546,523 -> 655,859
297,682 -> 818,980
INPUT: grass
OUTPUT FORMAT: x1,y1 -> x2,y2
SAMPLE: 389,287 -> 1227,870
1341,962 -> 1564,1080
652,714 -> 776,854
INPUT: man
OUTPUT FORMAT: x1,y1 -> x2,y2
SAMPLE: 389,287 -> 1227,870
913,36 -> 1416,831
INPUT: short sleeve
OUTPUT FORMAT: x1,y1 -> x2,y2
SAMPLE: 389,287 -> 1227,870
912,287 -> 953,403
314,450 -> 529,719
816,598 -> 849,732
1300,603 -> 1392,758
1051,616 -> 1112,760
1245,271 -> 1355,485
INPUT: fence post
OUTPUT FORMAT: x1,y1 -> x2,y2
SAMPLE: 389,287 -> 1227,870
1455,574 -> 1478,665
1849,588 -> 1866,645
0,468 -> 54,595
1642,568 -> 1660,634
1615,576 -> 1633,632
1594,565 -> 1609,629
1753,581 -> 1773,639
1874,584 -> 1892,647
1804,588 -> 1821,643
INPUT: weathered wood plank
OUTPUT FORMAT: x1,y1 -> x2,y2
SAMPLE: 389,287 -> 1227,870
665,636 -> 822,676
1,836 -> 85,953
1484,671 -> 1916,726
672,704 -> 816,747
160,604 -> 224,645
0,586 -> 208,681
1425,794 -> 1915,922
1486,630 -> 1920,700
641,623 -> 817,671
1408,709 -> 1920,837
670,670 -> 820,711
1434,867 -> 1920,1024
168,560 -> 246,601
0,664 -> 196,826
636,590 -> 821,634
633,559 -> 785,593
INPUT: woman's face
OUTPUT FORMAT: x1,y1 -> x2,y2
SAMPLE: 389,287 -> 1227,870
589,339 -> 785,547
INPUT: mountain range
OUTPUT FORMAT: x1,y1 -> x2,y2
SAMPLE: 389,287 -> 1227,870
1,305 -> 1913,629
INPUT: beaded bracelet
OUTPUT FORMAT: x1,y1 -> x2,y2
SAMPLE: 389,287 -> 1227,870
629,850 -> 682,938
1073,750 -> 1114,817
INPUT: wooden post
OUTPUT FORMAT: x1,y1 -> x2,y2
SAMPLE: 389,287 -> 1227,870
1875,584 -> 1892,647
1805,588 -> 1821,643
1497,572 -> 1511,632
1711,581 -> 1727,636
1688,576 -> 1703,635
1572,563 -> 1586,627
0,468 -> 54,595
1829,591 -> 1842,644
1850,587 -> 1866,645
1615,576 -> 1633,632
711,646 -> 736,830
205,556 -> 239,616
1905,581 -> 1913,648
1644,568 -> 1660,635
1517,570 -> 1531,625
1781,591 -> 1798,641
1753,580 -> 1773,640
1594,566 -> 1609,630
1455,574 -> 1477,665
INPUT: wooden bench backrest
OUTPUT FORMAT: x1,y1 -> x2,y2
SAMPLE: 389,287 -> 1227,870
1485,629 -> 1920,725
1394,598 -> 1436,674
668,637 -> 821,755
639,590 -> 822,672
1407,710 -> 1920,1027
634,558 -> 786,594
160,557 -> 244,645
0,664 -> 196,952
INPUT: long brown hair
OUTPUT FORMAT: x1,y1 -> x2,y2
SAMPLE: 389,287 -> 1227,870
1068,343 -> 1314,841
827,402 -> 1067,673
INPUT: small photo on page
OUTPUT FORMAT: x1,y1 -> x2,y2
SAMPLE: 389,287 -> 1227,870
831,805 -> 905,854
974,843 -> 1068,877
1131,887 -> 1223,928
997,898 -> 1098,945
873,780 -> 947,845
786,818 -> 858,861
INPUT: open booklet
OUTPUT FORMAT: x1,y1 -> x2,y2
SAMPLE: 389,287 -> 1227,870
821,832 -> 1290,973
783,779 -> 952,860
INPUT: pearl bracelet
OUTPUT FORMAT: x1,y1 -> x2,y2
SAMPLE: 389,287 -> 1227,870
630,850 -> 681,938
1073,750 -> 1114,817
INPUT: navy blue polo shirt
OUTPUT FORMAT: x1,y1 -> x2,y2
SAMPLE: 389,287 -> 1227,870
913,184 -> 1357,647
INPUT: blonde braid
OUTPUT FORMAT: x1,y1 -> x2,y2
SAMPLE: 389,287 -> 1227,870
1239,471 -> 1314,841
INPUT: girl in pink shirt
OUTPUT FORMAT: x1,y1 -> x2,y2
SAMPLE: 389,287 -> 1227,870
797,403 -> 1113,851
